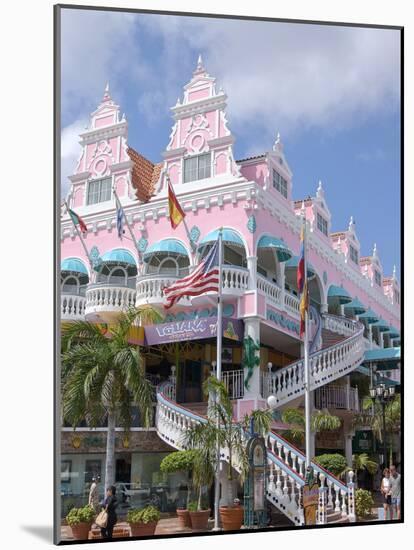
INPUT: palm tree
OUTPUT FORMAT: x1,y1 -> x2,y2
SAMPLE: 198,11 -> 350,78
184,376 -> 272,508
355,394 -> 401,443
61,306 -> 163,488
280,407 -> 341,448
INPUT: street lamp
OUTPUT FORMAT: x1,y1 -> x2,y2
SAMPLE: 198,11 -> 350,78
369,382 -> 396,468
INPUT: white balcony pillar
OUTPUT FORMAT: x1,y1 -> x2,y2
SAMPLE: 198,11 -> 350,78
339,304 -> 345,316
368,324 -> 373,349
243,317 -> 261,399
379,331 -> 384,349
279,262 -> 286,309
344,431 -> 354,467
320,302 -> 328,314
246,255 -> 257,290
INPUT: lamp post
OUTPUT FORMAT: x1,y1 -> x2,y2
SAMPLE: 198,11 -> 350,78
369,383 -> 395,468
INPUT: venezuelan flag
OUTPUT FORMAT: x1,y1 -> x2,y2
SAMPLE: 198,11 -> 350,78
297,225 -> 305,293
167,177 -> 185,229
300,278 -> 308,338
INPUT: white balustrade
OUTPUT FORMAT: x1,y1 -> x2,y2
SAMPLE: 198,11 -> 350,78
284,292 -> 300,315
221,266 -> 249,294
85,284 -> 136,316
61,294 -> 86,320
315,385 -> 359,411
222,369 -> 244,399
262,314 -> 365,405
257,275 -> 282,306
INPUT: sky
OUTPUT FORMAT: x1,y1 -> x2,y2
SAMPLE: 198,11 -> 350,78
60,8 -> 401,278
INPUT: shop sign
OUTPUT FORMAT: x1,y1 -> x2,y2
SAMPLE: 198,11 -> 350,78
266,308 -> 300,336
145,317 -> 243,345
352,430 -> 374,453
302,482 -> 319,525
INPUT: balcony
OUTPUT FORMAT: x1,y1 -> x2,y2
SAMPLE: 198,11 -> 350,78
61,293 -> 86,321
257,274 -> 300,318
85,277 -> 137,322
314,385 -> 359,412
135,265 -> 249,308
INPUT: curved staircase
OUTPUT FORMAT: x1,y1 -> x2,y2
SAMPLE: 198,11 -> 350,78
155,313 -> 363,526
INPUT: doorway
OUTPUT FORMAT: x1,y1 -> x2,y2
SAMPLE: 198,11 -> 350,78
178,360 -> 202,403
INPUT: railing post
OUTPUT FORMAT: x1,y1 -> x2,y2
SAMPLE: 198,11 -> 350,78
347,471 -> 356,522
317,473 -> 327,524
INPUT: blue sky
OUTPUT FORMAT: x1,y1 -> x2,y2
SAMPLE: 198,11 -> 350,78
60,8 -> 401,278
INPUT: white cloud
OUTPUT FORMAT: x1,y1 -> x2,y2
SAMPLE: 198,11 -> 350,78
61,118 -> 87,196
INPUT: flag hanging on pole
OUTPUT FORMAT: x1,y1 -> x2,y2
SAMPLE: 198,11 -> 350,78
167,176 -> 185,229
116,199 -> 125,239
68,208 -> 88,234
163,238 -> 220,309
298,222 -> 308,338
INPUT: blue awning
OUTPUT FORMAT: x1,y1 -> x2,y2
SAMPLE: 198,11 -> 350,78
99,249 -> 137,266
257,235 -> 293,262
388,326 -> 400,339
143,239 -> 189,261
364,347 -> 400,363
371,317 -> 390,332
344,297 -> 366,315
328,284 -> 352,305
61,258 -> 89,275
358,308 -> 379,324
198,228 -> 244,248
285,255 -> 316,279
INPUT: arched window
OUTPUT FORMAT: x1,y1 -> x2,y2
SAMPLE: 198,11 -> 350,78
61,275 -> 80,294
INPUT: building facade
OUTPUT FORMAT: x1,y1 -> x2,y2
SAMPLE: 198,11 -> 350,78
60,58 -> 401,525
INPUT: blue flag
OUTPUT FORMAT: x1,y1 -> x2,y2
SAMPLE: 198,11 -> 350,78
116,202 -> 124,239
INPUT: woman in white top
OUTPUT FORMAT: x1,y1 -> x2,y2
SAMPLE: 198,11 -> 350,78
381,468 -> 392,520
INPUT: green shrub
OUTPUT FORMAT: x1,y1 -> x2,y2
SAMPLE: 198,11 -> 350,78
66,505 -> 95,526
127,506 -> 161,524
314,454 -> 348,476
160,450 -> 197,474
355,489 -> 374,518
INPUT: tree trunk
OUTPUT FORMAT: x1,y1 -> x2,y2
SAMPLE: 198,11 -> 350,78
197,486 -> 202,511
104,410 -> 116,488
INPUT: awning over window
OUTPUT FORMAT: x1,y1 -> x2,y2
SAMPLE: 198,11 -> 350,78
388,326 -> 400,339
61,258 -> 89,275
358,308 -> 379,324
364,347 -> 400,363
285,255 -> 316,279
96,249 -> 137,271
344,297 -> 366,315
370,318 -> 390,332
257,235 -> 293,262
143,239 -> 188,262
198,228 -> 244,248
327,284 -> 352,305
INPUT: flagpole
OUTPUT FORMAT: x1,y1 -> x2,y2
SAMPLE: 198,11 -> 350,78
213,228 -> 223,531
64,201 -> 95,280
303,215 -> 311,469
112,187 -> 143,273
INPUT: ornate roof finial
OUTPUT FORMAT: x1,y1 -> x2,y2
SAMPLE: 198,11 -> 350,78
103,82 -> 111,102
175,97 -> 181,107
272,132 -> 282,152
393,264 -> 397,279
301,200 -> 306,214
348,215 -> 355,231
194,53 -> 205,74
316,180 -> 324,198
372,243 -> 377,257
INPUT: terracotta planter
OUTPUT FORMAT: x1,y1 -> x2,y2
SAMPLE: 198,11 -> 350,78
129,521 -> 158,537
176,508 -> 191,529
219,506 -> 244,531
189,509 -> 210,531
70,522 -> 92,540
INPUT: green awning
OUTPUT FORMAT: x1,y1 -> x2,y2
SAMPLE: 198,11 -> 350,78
285,256 -> 316,279
328,284 -> 352,305
371,317 -> 390,332
61,258 -> 89,275
199,228 -> 244,248
143,239 -> 189,261
344,297 -> 366,315
358,308 -> 379,324
364,347 -> 400,363
376,375 -> 399,388
95,249 -> 137,271
257,235 -> 293,262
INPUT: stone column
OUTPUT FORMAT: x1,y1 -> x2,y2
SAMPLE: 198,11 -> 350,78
368,324 -> 373,349
246,255 -> 257,290
344,430 -> 354,467
339,304 -> 345,316
243,317 -> 261,399
379,331 -> 384,349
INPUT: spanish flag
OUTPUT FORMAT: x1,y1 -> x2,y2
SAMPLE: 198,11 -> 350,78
167,177 -> 185,229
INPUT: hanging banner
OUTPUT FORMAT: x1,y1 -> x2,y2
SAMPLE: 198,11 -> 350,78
144,317 -> 243,346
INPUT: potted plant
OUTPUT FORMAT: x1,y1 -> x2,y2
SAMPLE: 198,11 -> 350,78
187,501 -> 210,531
66,504 -> 95,540
127,505 -> 161,537
185,377 -> 272,531
160,449 -> 197,529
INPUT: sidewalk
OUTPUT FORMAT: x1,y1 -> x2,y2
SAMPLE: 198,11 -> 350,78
61,516 -> 204,541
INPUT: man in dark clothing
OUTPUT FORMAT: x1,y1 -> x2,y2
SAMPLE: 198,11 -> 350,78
101,485 -> 118,539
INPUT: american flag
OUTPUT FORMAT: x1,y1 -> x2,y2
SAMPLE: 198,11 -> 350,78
164,237 -> 220,309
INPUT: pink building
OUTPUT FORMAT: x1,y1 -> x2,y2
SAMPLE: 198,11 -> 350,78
60,57 -> 401,525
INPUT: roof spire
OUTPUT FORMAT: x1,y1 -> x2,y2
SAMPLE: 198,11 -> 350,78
372,242 -> 377,257
194,53 -> 205,75
393,264 -> 397,279
316,180 -> 324,198
348,215 -> 355,231
272,131 -> 283,152
102,81 -> 111,102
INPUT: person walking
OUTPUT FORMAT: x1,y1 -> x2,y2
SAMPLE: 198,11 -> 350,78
389,465 -> 401,520
88,476 -> 100,514
101,485 -> 118,539
380,468 -> 392,520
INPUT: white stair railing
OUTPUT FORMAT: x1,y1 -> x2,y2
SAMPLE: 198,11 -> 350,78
262,314 -> 365,406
